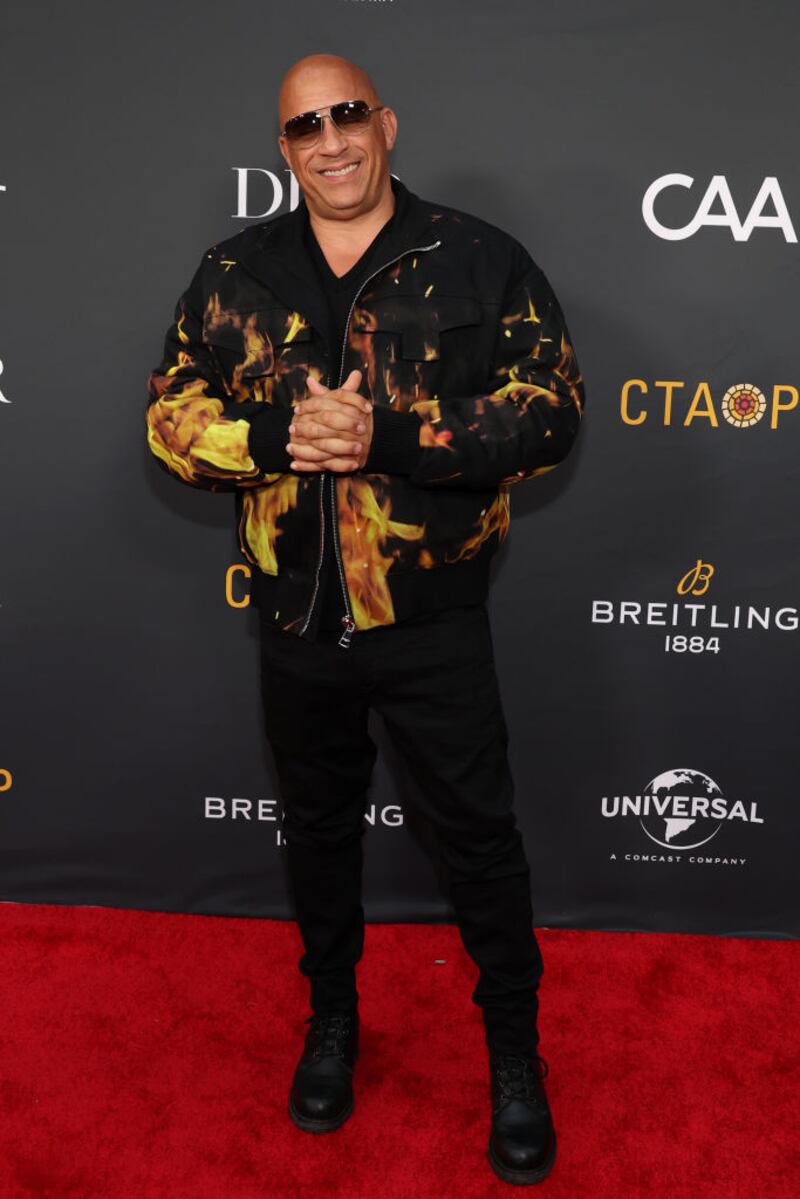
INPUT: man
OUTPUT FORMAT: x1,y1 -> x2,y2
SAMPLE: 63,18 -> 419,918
146,53 -> 584,1186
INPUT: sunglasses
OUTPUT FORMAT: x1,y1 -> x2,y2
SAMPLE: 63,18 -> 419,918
281,99 -> 384,146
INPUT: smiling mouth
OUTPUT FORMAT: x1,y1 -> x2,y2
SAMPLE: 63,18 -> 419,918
319,161 -> 360,178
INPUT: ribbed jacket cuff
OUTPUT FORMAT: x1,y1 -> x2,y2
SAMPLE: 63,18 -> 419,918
365,406 -> 422,475
248,408 -> 293,473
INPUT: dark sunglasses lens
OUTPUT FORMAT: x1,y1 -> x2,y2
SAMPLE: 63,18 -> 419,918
331,100 -> 372,129
284,112 -> 322,142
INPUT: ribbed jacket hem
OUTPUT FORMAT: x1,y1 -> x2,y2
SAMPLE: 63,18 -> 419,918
364,407 -> 422,475
248,408 -> 293,473
251,553 -> 492,633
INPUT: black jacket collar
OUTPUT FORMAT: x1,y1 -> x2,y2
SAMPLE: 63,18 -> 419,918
234,176 -> 441,336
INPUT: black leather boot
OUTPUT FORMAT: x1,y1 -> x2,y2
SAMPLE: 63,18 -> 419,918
487,1052 -> 557,1185
288,1007 -> 359,1133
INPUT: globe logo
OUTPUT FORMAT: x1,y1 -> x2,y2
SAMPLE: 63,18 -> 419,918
640,768 -> 724,850
721,382 -> 766,428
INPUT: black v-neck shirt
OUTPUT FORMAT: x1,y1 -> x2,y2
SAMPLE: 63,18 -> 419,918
302,201 -> 399,631
305,213 -> 396,377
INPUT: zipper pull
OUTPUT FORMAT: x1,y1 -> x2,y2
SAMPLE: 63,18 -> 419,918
338,617 -> 356,649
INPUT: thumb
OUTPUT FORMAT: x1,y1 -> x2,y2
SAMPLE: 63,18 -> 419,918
342,368 -> 363,393
306,374 -> 329,394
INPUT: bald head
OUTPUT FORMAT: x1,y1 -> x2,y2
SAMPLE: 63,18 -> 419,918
278,54 -> 381,129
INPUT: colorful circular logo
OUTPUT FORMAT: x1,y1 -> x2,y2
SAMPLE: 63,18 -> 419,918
721,383 -> 766,428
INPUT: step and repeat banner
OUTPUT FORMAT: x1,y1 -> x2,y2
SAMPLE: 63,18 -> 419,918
1,1 -> 797,937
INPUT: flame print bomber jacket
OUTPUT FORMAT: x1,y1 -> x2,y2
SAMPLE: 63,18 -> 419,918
146,177 -> 585,643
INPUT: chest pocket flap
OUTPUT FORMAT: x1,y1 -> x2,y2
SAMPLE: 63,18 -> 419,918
202,305 -> 313,377
353,294 -> 482,361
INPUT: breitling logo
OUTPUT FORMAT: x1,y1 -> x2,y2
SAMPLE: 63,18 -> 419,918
591,560 -> 798,656
676,559 -> 714,597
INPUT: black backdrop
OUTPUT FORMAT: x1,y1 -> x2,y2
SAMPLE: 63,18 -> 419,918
1,1 -> 798,937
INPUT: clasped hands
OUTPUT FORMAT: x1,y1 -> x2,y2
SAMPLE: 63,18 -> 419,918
287,369 -> 373,473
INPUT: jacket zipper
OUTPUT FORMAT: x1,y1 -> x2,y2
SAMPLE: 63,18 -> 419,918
297,468 -> 326,637
301,238 -> 442,647
297,368 -> 333,639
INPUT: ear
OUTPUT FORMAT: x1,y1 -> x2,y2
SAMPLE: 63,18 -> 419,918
380,107 -> 398,152
277,134 -> 291,168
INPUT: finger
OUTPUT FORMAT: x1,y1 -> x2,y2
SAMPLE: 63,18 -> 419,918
306,374 -> 329,395
288,436 -> 363,461
292,405 -> 367,434
295,396 -> 345,417
342,368 -> 362,392
289,436 -> 362,458
297,389 -> 371,418
330,386 -> 372,413
290,456 -> 359,473
290,411 -> 366,436
286,441 -> 332,462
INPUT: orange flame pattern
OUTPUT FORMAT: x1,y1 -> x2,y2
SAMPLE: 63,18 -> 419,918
337,477 -> 426,628
239,476 -> 301,575
147,297 -> 264,488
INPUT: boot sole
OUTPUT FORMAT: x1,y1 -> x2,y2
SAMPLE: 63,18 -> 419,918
288,1092 -> 354,1134
487,1128 -> 557,1185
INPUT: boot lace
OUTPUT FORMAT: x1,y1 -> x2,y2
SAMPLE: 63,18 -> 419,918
306,1011 -> 353,1059
492,1052 -> 549,1109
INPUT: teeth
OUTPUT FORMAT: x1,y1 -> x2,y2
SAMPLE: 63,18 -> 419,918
321,162 -> 359,177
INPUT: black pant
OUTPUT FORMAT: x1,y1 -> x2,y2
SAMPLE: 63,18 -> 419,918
258,602 -> 544,1056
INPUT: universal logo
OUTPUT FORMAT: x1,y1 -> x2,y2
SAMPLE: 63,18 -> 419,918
620,379 -> 796,429
643,175 -> 797,242
604,767 -> 763,867
591,559 -> 797,656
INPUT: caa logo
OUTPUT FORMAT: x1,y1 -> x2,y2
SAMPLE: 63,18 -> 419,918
643,175 -> 797,243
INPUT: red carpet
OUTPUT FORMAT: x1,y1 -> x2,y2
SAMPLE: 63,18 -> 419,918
0,903 -> 796,1198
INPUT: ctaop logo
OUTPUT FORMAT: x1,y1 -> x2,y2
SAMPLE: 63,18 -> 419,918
602,767 -> 764,852
619,377 -> 796,429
